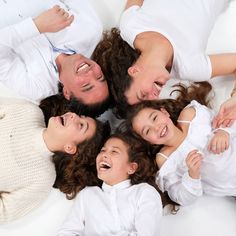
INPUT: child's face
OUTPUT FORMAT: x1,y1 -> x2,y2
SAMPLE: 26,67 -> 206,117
96,137 -> 137,186
132,107 -> 175,145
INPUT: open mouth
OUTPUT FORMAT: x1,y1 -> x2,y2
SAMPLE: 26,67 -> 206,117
99,161 -> 111,171
160,126 -> 167,138
58,116 -> 65,126
76,63 -> 90,73
153,82 -> 163,97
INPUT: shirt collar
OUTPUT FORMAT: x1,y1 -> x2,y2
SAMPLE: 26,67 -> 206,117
102,179 -> 131,192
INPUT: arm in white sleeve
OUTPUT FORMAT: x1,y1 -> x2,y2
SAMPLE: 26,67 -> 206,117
0,182 -> 52,223
164,172 -> 203,206
131,185 -> 163,236
0,18 -> 45,101
57,190 -> 85,236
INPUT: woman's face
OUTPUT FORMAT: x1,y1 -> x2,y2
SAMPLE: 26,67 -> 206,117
47,112 -> 96,153
132,107 -> 174,145
125,65 -> 170,105
96,137 -> 137,186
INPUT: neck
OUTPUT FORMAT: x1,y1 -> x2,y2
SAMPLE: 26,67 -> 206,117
166,125 -> 186,149
135,32 -> 173,71
42,129 -> 59,153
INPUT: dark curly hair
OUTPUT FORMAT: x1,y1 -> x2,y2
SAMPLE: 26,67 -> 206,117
52,120 -> 111,200
106,131 -> 174,207
39,83 -> 111,123
92,28 -> 140,118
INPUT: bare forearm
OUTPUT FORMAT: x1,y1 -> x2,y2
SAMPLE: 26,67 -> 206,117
125,0 -> 144,9
210,53 -> 236,77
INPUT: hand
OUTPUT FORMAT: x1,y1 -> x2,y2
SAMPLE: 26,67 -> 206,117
212,96 -> 236,128
208,129 -> 230,154
186,150 -> 202,179
33,5 -> 74,33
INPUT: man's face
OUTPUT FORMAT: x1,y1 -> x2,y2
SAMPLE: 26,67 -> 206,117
60,54 -> 108,104
125,64 -> 170,105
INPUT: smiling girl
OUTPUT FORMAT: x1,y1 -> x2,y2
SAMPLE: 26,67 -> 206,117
57,132 -> 162,236
126,82 -> 236,206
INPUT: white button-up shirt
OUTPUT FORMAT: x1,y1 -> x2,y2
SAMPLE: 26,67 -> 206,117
0,0 -> 102,103
57,180 -> 163,236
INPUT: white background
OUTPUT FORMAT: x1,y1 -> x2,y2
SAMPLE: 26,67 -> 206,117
1,0 -> 236,235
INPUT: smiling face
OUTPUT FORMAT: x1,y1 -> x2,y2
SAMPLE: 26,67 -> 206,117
96,137 -> 137,186
59,54 -> 109,105
132,107 -> 175,145
47,112 -> 96,153
125,64 -> 170,105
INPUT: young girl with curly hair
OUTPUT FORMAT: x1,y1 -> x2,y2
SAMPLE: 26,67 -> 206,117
57,132 -> 163,236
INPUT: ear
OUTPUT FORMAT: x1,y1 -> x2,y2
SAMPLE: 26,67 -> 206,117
63,87 -> 71,100
128,64 -> 140,77
64,143 -> 77,155
160,107 -> 170,117
128,162 -> 138,175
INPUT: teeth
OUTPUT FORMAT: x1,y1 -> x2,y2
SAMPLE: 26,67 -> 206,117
154,82 -> 162,91
160,126 -> 167,137
77,63 -> 89,72
99,161 -> 111,169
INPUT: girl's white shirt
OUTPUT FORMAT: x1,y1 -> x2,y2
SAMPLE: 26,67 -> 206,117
57,180 -> 163,236
157,100 -> 236,206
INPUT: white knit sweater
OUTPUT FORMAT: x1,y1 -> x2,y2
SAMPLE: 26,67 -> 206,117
0,97 -> 56,223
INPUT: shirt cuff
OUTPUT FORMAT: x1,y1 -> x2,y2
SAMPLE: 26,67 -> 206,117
14,17 -> 40,42
182,172 -> 202,196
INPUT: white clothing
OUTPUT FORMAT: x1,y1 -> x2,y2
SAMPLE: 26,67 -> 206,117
120,0 -> 230,81
0,0 -> 102,103
0,97 -> 56,223
57,180 -> 162,236
157,100 -> 236,206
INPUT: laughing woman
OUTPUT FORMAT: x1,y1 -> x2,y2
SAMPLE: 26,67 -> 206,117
0,97 -> 110,223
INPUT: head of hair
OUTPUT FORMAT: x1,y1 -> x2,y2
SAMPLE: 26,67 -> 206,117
92,27 -> 140,118
52,120 -> 111,199
106,131 -> 157,188
40,83 -> 111,121
109,131 -> 177,207
125,81 -> 213,153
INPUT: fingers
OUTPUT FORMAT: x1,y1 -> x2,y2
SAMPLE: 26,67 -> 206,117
186,150 -> 202,166
53,5 -> 74,27
208,138 -> 229,154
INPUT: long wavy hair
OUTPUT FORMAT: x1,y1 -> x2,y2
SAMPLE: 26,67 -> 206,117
125,81 -> 213,154
52,120 -> 111,199
92,28 -> 140,118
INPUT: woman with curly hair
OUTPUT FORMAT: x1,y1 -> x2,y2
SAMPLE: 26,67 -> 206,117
125,81 -> 236,206
57,132 -> 162,236
0,97 -> 110,223
93,0 -> 236,125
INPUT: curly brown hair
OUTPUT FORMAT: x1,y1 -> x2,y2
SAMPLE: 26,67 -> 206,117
52,120 -> 111,200
107,131 -> 174,206
92,28 -> 140,118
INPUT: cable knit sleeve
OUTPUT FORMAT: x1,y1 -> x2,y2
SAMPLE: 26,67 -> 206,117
0,172 -> 54,223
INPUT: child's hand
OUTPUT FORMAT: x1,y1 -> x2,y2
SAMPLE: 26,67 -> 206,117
33,5 -> 74,33
186,150 -> 202,179
208,129 -> 230,154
